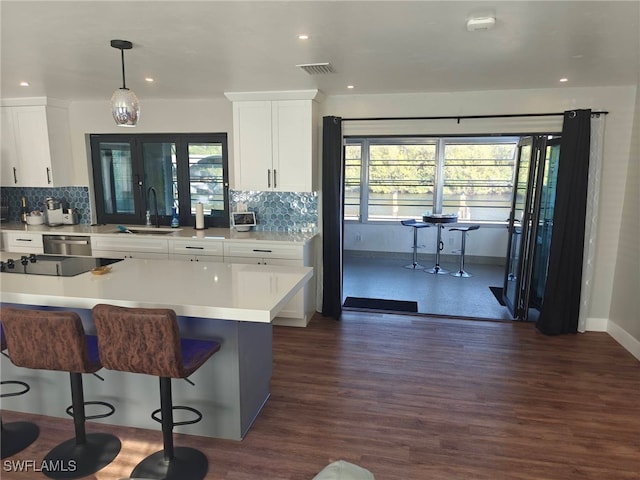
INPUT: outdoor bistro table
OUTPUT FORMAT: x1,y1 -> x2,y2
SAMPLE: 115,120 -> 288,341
422,213 -> 458,274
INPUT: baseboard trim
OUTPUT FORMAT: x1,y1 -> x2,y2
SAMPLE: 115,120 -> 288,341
607,320 -> 640,361
272,316 -> 310,328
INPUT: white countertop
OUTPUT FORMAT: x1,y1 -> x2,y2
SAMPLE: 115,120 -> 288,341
0,222 -> 317,244
0,257 -> 313,323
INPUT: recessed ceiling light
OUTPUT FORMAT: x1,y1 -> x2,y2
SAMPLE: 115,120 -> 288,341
19,81 -> 30,87
559,78 -> 569,82
297,34 -> 309,40
145,77 -> 154,83
347,85 -> 355,89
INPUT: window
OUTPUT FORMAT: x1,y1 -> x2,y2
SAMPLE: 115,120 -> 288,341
90,133 -> 229,227
344,136 -> 518,223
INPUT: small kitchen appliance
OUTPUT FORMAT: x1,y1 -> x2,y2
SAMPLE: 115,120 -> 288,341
231,211 -> 256,232
1,255 -> 122,277
44,198 -> 64,226
62,208 -> 79,225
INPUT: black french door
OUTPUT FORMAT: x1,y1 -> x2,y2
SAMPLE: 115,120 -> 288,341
503,135 -> 561,320
90,133 -> 230,227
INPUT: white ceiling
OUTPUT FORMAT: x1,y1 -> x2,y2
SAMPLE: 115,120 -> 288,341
1,1 -> 639,102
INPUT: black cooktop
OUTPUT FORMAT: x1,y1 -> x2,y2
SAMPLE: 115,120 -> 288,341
1,255 -> 122,277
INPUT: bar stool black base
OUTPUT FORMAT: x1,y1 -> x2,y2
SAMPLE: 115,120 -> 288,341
43,433 -> 121,479
131,447 -> 208,480
452,270 -> 472,278
1,421 -> 40,459
404,262 -> 427,270
425,266 -> 449,275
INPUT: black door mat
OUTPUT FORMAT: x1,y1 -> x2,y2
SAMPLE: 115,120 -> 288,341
489,286 -> 506,306
343,297 -> 418,313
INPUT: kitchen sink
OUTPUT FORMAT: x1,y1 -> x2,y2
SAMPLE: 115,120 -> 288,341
113,227 -> 182,235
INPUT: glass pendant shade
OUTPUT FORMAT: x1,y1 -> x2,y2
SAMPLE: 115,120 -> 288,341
111,87 -> 139,127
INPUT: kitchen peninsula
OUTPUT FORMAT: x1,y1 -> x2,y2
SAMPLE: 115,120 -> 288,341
1,256 -> 313,440
1,222 -> 318,326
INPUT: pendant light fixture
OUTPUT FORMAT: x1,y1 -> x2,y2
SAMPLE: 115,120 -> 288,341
110,39 -> 139,127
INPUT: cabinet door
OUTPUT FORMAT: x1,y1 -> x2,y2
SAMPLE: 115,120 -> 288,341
12,106 -> 54,187
91,235 -> 169,255
271,100 -> 313,192
1,107 -> 18,186
232,101 -> 272,190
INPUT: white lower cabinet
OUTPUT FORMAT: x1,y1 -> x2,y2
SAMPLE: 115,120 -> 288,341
168,239 -> 224,263
92,250 -> 169,260
91,235 -> 169,260
3,232 -> 44,254
224,240 -> 316,327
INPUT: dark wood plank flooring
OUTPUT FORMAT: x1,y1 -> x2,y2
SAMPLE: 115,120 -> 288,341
2,312 -> 639,479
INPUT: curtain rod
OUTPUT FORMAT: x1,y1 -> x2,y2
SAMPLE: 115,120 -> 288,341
341,111 -> 609,123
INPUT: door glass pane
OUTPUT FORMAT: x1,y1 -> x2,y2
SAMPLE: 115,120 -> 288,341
98,142 -> 134,214
531,141 -> 560,307
142,142 -> 176,216
188,142 -> 225,216
504,141 -> 532,316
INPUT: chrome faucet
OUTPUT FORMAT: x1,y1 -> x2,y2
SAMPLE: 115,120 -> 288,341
147,187 -> 159,228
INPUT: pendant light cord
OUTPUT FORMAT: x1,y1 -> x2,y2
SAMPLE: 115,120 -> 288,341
120,48 -> 127,90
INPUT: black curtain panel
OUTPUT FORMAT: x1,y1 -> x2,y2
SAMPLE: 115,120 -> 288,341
321,116 -> 344,319
537,109 -> 591,335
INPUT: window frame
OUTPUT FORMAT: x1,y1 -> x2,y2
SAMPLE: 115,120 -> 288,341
90,132 -> 230,228
344,135 -> 521,225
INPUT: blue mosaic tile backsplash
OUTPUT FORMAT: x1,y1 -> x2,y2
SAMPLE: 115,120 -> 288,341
1,187 -> 318,231
231,190 -> 318,232
1,186 -> 91,224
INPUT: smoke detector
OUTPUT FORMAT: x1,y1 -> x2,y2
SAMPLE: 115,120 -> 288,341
297,62 -> 336,75
466,16 -> 496,31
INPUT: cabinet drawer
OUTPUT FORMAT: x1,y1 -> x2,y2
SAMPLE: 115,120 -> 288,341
223,241 -> 303,260
91,236 -> 168,254
5,232 -> 43,253
169,239 -> 224,256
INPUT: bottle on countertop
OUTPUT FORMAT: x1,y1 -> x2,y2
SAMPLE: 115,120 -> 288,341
20,196 -> 28,223
171,207 -> 179,228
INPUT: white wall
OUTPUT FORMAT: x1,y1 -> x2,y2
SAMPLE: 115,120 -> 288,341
607,80 -> 640,360
343,223 -> 508,261
320,85 -> 637,335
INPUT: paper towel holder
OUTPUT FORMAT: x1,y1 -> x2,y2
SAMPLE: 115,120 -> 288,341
195,201 -> 206,230
232,211 -> 256,232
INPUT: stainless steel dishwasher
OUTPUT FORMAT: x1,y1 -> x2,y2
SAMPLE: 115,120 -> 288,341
43,235 -> 92,256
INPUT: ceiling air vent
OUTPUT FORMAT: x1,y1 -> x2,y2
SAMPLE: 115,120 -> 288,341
297,62 -> 336,75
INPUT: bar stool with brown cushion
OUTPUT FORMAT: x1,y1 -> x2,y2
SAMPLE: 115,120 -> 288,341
1,321 -> 40,459
1,307 -> 121,479
92,303 -> 221,480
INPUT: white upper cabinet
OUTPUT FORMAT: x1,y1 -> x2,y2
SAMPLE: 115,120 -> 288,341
226,90 -> 320,192
1,98 -> 72,187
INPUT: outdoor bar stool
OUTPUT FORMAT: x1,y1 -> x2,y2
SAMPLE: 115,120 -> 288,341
1,307 -> 121,479
1,322 -> 40,459
449,225 -> 480,277
92,304 -> 221,480
400,219 -> 430,269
